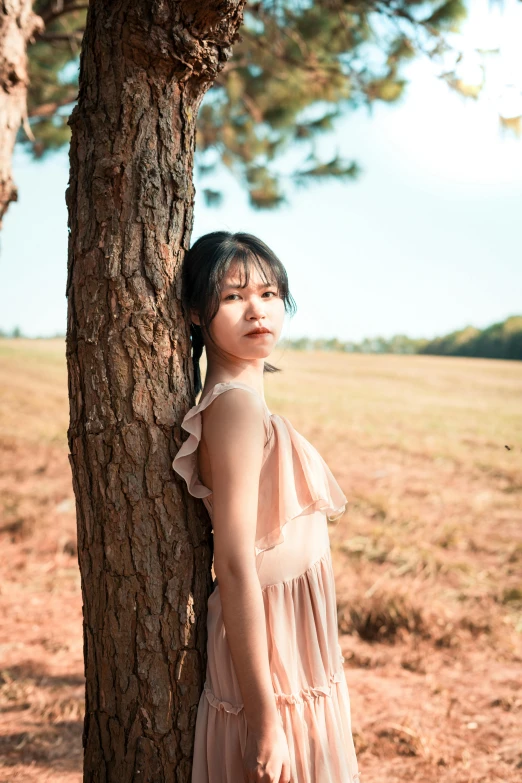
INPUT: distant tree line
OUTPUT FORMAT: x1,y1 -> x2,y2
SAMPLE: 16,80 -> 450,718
279,315 -> 522,361
2,315 -> 521,360
0,327 -> 65,338
418,316 -> 522,360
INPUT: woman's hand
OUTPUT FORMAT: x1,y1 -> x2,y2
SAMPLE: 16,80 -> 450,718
243,723 -> 291,783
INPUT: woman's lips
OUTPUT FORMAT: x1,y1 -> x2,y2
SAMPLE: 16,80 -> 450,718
245,331 -> 271,338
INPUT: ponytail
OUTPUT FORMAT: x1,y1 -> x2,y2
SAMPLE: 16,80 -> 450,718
190,323 -> 205,397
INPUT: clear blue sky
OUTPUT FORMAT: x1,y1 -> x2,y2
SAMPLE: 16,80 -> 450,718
1,0 -> 521,342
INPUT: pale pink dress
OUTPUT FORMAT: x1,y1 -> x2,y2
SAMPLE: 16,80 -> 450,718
173,380 -> 361,783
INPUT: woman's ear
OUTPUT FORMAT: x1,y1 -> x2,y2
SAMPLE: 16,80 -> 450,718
190,309 -> 201,326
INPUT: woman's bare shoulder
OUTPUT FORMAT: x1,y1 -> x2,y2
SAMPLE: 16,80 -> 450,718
201,386 -> 266,447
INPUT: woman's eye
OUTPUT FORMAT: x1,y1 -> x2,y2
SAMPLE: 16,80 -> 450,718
224,291 -> 278,301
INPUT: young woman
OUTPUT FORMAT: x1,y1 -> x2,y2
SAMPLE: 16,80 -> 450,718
173,231 -> 361,783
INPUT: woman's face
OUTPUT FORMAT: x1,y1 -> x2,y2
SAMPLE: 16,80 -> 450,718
194,260 -> 285,363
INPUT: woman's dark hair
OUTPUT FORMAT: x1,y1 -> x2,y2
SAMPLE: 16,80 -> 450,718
181,231 -> 297,396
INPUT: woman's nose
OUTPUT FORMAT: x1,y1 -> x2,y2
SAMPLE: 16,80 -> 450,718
247,297 -> 267,317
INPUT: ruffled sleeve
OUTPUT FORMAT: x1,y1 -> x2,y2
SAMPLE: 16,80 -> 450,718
172,381 -> 269,500
172,383 -> 348,557
172,402 -> 212,500
255,414 -> 347,554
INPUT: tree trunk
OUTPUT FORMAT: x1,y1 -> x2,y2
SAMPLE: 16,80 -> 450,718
0,1 -> 44,229
65,3 -> 245,780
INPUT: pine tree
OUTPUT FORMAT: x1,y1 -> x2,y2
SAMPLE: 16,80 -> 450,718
2,0 -> 471,225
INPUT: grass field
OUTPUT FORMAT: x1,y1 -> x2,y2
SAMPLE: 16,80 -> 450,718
0,338 -> 521,782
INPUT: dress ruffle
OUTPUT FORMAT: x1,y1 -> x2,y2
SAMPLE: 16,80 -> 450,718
172,383 -> 261,500
255,414 -> 347,554
203,659 -> 345,714
193,548 -> 361,782
193,676 -> 361,783
204,549 -> 346,722
172,381 -> 348,555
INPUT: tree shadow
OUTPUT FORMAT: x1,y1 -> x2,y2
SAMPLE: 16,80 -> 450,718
0,660 -> 84,773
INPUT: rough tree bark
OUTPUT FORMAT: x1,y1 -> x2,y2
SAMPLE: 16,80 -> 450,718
65,2 -> 246,780
0,1 -> 44,229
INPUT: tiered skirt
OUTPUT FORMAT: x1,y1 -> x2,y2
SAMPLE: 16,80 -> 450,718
191,548 -> 361,782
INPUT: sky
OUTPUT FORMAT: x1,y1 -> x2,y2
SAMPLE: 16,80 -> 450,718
1,0 -> 521,343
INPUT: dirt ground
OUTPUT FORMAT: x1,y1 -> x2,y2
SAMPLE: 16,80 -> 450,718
0,340 -> 521,782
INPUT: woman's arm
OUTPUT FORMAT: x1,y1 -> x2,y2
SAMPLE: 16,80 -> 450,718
203,388 -> 291,781
201,387 -> 278,733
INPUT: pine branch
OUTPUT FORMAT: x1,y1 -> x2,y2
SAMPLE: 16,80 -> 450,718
37,30 -> 85,42
28,92 -> 79,118
36,2 -> 89,26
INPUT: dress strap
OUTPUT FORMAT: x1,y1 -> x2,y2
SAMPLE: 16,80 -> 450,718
172,381 -> 271,499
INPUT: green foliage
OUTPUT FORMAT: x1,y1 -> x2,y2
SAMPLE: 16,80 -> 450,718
426,0 -> 467,33
197,1 -> 466,207
21,1 -> 468,207
279,333 -> 428,354
280,316 -> 522,361
19,2 -> 83,158
420,316 -> 522,360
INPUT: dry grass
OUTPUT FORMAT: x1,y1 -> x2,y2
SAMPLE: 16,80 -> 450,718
1,339 -> 521,782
